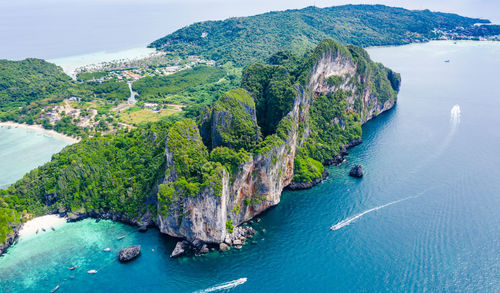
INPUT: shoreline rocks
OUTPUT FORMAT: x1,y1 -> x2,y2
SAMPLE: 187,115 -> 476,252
286,171 -> 329,190
286,138 -> 363,191
118,245 -> 141,262
171,226 -> 257,257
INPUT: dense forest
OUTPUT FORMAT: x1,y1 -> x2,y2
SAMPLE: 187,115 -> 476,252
150,4 -> 497,66
0,59 -> 76,111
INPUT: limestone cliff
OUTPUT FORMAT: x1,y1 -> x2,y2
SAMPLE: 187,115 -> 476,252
156,40 -> 400,251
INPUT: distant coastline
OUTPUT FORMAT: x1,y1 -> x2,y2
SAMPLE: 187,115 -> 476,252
0,122 -> 80,144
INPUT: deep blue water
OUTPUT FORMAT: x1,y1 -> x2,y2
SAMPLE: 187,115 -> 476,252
1,41 -> 499,292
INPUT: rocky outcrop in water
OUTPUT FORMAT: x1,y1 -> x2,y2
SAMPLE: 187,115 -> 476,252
118,245 -> 141,262
349,165 -> 364,178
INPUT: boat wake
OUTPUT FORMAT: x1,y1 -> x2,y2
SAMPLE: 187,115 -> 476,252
450,104 -> 461,127
195,278 -> 247,293
330,196 -> 418,231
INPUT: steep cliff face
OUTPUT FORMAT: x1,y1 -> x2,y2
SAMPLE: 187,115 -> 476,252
154,39 -> 400,250
157,86 -> 311,243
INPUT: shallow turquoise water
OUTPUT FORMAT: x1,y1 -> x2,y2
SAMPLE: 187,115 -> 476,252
1,41 -> 500,292
0,127 -> 70,189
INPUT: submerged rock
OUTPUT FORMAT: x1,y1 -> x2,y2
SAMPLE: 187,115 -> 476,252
118,245 -> 141,262
349,165 -> 364,178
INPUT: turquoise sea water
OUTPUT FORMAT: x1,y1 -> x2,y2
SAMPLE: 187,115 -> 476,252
1,41 -> 500,292
0,127 -> 70,189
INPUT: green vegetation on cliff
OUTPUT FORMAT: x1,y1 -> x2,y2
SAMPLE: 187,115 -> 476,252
150,4 -> 495,66
0,207 -> 20,243
205,88 -> 261,150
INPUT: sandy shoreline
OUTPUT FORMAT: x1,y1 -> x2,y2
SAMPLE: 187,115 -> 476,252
18,215 -> 67,240
0,122 -> 80,143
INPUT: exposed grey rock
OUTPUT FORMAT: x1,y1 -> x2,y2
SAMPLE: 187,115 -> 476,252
138,225 -> 148,232
170,240 -> 191,258
224,235 -> 232,245
233,239 -> 242,246
349,165 -> 364,178
118,245 -> 141,262
66,213 -> 88,222
219,243 -> 230,251
200,244 -> 209,254
234,245 -> 242,250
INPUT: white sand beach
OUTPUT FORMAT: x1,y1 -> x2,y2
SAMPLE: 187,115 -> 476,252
18,215 -> 67,240
0,122 -> 79,143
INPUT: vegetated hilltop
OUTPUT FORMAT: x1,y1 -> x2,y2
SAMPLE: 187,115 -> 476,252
1,39 -> 400,256
149,4 -> 499,66
0,59 -> 76,112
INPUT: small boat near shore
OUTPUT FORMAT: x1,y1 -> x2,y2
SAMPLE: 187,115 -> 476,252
103,248 -> 111,252
117,235 -> 126,240
41,228 -> 46,232
51,285 -> 60,293
68,265 -> 78,270
88,270 -> 98,274
51,226 -> 56,231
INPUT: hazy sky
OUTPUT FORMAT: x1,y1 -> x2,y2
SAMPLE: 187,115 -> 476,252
1,0 -> 499,60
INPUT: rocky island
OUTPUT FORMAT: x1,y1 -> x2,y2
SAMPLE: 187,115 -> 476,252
0,39 -> 400,256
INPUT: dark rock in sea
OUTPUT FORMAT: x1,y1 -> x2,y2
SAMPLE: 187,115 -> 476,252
170,240 -> 191,258
95,218 -> 101,223
138,225 -> 148,232
349,165 -> 364,178
118,245 -> 141,262
286,170 -> 329,191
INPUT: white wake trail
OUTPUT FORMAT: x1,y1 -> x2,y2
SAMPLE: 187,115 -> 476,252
450,104 -> 461,127
195,278 -> 247,293
330,196 -> 417,231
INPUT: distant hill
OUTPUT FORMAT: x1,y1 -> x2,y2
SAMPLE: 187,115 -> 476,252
0,58 -> 73,111
150,4 -> 497,66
